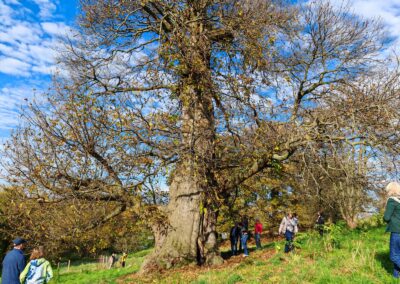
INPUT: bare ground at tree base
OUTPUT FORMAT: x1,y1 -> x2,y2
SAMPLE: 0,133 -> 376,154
118,246 -> 276,283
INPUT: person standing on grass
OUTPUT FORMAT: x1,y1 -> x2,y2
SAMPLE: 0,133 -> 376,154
315,211 -> 325,236
120,252 -> 127,268
241,225 -> 249,257
19,246 -> 53,284
230,222 -> 241,255
2,237 -> 27,284
279,213 -> 298,253
383,181 -> 400,278
108,253 -> 117,269
254,219 -> 263,249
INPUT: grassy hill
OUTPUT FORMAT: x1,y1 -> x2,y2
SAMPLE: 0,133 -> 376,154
52,224 -> 397,284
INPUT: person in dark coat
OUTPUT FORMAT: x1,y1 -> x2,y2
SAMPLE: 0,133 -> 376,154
2,237 -> 27,284
230,223 -> 241,255
316,211 -> 325,236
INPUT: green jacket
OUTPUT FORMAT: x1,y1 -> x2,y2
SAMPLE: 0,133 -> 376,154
384,197 -> 400,233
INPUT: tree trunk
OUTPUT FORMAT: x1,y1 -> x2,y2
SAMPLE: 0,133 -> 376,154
140,6 -> 225,271
141,77 -> 223,272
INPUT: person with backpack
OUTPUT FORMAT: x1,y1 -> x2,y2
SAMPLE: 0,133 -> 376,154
315,211 -> 325,236
19,246 -> 53,284
384,182 -> 400,278
230,222 -> 241,256
279,212 -> 298,253
254,219 -> 263,249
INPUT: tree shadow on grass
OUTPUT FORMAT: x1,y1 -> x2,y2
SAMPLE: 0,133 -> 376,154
375,251 -> 392,275
221,242 -> 274,260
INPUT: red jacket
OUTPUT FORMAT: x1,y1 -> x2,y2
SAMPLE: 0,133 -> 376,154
255,222 -> 263,234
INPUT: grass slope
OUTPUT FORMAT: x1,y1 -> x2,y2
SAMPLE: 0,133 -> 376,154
52,250 -> 150,284
53,226 -> 397,284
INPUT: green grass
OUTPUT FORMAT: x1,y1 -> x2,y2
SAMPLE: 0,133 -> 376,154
51,226 -> 400,283
51,249 -> 151,284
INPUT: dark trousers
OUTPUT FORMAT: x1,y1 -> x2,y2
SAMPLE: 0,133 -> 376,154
230,238 -> 238,255
390,232 -> 400,278
255,233 -> 261,249
316,224 -> 324,236
284,230 -> 294,253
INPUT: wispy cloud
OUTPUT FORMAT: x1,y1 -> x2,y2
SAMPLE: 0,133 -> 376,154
0,57 -> 31,76
0,0 -> 75,133
327,0 -> 400,42
0,85 -> 33,133
0,0 -> 74,77
32,0 -> 57,19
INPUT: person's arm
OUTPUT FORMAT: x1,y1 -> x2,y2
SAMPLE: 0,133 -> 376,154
384,198 -> 395,223
45,261 -> 53,283
19,261 -> 30,284
278,218 -> 285,234
17,253 -> 26,275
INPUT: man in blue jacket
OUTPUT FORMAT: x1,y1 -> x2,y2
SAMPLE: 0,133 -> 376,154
2,238 -> 27,284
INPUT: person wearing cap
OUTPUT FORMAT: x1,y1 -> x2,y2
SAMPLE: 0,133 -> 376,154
2,237 -> 27,284
384,182 -> 400,278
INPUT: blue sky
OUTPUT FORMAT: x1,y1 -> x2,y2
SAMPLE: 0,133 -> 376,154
0,0 -> 78,139
1,0 -> 400,141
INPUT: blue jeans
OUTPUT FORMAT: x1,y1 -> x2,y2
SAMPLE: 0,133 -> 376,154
241,234 -> 249,256
390,232 -> 400,278
255,233 -> 261,249
284,230 -> 294,253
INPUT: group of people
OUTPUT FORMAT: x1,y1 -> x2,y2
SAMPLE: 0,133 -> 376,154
1,238 -> 129,284
1,238 -> 52,284
229,213 -> 303,257
229,217 -> 263,257
108,252 -> 127,269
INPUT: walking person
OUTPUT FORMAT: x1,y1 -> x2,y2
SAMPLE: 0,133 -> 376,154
230,222 -> 241,255
120,252 -> 127,268
239,216 -> 249,252
241,225 -> 249,257
254,219 -> 263,249
279,213 -> 298,253
19,246 -> 53,284
383,182 -> 400,278
108,253 -> 117,269
1,237 -> 27,284
315,211 -> 325,236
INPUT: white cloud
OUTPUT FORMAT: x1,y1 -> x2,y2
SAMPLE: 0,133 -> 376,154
0,0 -> 14,25
0,85 -> 32,131
0,22 -> 43,45
32,0 -> 57,19
0,57 -> 30,76
0,1 -> 73,78
41,22 -> 73,37
327,0 -> 400,42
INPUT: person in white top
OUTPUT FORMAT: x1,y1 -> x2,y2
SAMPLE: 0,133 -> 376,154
279,212 -> 298,253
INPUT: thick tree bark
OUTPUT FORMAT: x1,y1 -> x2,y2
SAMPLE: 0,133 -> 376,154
141,79 -> 223,272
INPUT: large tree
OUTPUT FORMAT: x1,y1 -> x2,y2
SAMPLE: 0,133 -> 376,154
2,0 -> 397,271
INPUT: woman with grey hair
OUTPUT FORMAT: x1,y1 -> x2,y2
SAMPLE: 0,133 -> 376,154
384,181 -> 400,278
